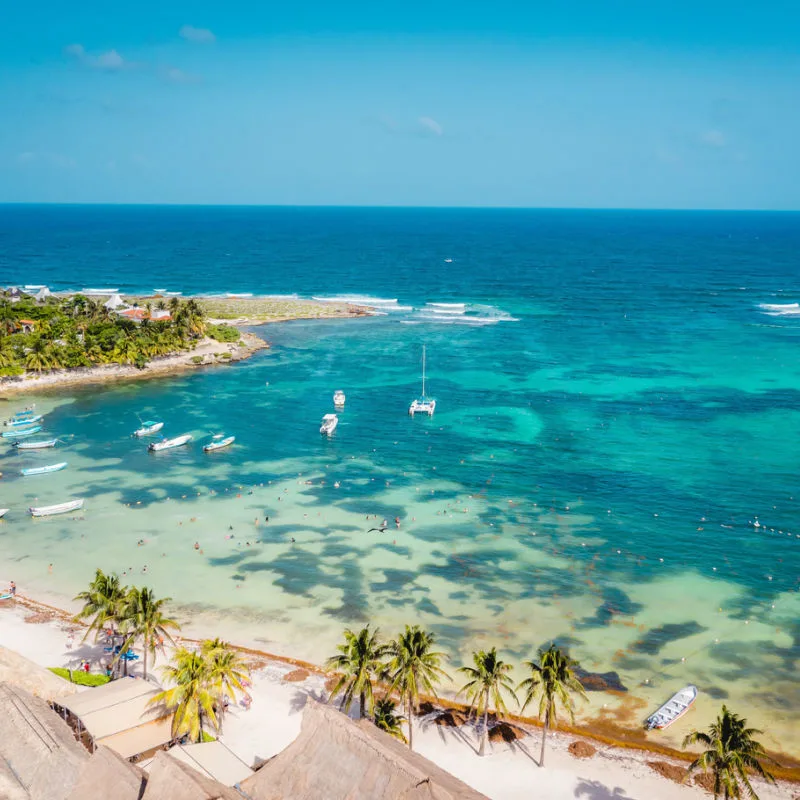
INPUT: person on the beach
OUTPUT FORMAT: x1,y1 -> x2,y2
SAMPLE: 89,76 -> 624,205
395,516 -> 400,528
9,581 -> 16,596
193,542 -> 200,550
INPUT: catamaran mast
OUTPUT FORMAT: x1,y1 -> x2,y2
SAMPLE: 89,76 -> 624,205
422,345 -> 426,398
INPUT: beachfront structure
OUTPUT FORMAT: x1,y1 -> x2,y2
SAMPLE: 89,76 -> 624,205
157,741 -> 254,787
34,287 -> 51,303
0,645 -> 78,703
18,319 -> 37,334
239,701 -> 488,799
55,677 -> 173,761
103,293 -> 125,310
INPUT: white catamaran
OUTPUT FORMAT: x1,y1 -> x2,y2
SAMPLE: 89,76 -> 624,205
409,345 -> 436,416
644,685 -> 698,730
29,499 -> 84,517
148,434 -> 192,452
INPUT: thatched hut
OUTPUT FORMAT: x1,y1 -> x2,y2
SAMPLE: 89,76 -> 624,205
0,646 -> 78,702
65,746 -> 147,800
142,751 -> 243,800
240,700 -> 488,799
0,683 -> 89,800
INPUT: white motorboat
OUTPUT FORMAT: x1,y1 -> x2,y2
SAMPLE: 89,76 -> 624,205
204,434 -> 235,452
333,390 -> 346,407
133,421 -> 164,437
0,509 -> 8,519
320,414 -> 338,436
644,685 -> 698,730
5,414 -> 44,427
14,439 -> 57,450
409,345 -> 436,416
148,434 -> 192,452
29,499 -> 84,517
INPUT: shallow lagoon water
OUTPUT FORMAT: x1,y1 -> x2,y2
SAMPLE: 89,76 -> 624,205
1,206 -> 799,756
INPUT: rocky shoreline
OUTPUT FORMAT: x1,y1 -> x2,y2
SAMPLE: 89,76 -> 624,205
0,331 -> 268,396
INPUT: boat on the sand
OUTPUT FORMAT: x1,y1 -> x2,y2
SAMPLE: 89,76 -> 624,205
644,685 -> 698,729
29,499 -> 84,517
21,462 -> 68,476
320,414 -> 338,436
133,421 -> 164,437
148,434 -> 192,452
14,439 -> 57,450
204,434 -> 235,452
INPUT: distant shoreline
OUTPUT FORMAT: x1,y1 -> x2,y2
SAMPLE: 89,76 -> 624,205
0,295 -> 372,397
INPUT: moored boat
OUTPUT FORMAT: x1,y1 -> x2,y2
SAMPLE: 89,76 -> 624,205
29,498 -> 84,517
133,421 -> 164,438
21,462 -> 68,476
14,439 -> 57,450
203,434 -> 235,452
333,390 -> 346,407
148,434 -> 192,452
409,345 -> 436,416
3,426 -> 43,439
5,414 -> 44,427
644,685 -> 698,730
320,414 -> 338,436
0,509 -> 8,519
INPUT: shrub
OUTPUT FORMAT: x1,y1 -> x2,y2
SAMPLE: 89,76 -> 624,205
49,667 -> 111,687
207,324 -> 241,343
190,355 -> 205,365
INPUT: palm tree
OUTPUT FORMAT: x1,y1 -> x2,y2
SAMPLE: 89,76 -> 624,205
326,626 -> 389,719
151,647 -> 217,742
0,302 -> 15,334
73,569 -> 128,642
168,297 -> 181,317
386,625 -> 449,750
683,706 -> 775,799
373,697 -> 407,743
24,337 -> 54,372
120,587 -> 180,680
458,647 -> 518,756
201,638 -> 251,730
518,644 -> 587,767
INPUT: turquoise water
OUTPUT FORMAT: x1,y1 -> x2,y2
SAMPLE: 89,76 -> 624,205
1,206 -> 799,754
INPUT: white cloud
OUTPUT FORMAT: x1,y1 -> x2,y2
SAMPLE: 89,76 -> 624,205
66,43 -> 127,71
179,25 -> 216,43
700,129 -> 726,148
418,116 -> 443,137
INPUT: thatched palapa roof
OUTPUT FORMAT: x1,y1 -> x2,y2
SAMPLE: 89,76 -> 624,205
0,645 -> 78,702
65,746 -> 147,800
0,683 -> 89,800
142,751 -> 243,800
241,700 -> 489,800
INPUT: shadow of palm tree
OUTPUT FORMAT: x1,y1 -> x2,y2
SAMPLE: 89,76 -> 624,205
574,778 -> 636,800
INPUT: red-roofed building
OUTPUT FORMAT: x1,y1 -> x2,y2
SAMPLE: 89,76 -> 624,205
18,319 -> 37,333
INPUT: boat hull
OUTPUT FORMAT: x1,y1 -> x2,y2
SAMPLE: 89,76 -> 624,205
21,462 -> 68,476
29,499 -> 84,517
148,434 -> 192,452
203,436 -> 235,452
134,422 -> 164,437
6,415 -> 43,427
644,685 -> 698,730
3,426 -> 42,438
14,439 -> 57,450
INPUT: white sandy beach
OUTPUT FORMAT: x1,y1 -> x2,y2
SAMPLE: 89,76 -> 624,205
0,599 -> 792,800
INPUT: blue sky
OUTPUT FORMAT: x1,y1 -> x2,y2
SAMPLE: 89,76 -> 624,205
2,1 -> 799,208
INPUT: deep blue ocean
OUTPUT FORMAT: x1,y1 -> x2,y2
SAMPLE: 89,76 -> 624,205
1,205 -> 799,751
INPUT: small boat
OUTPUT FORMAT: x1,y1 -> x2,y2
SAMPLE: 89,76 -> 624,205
29,499 -> 84,517
204,434 -> 235,452
5,414 -> 44,427
320,414 -> 338,436
0,509 -> 8,519
333,390 -> 346,407
14,439 -> 57,450
644,685 -> 698,730
3,426 -> 43,439
409,345 -> 436,417
21,462 -> 68,477
133,421 -> 164,438
148,434 -> 192,452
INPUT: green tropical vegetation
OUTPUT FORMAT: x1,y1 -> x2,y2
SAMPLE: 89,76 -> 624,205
0,291 -> 207,375
206,323 -> 241,343
683,706 -> 775,800
458,647 -> 518,756
73,569 -> 179,678
325,625 -> 389,719
49,667 -> 111,687
518,644 -> 588,767
151,640 -> 251,742
373,697 -> 408,743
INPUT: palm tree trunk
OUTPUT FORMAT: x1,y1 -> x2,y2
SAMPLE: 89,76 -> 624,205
143,634 -> 148,680
407,692 -> 414,751
360,689 -> 366,719
540,714 -> 549,767
480,706 -> 489,756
